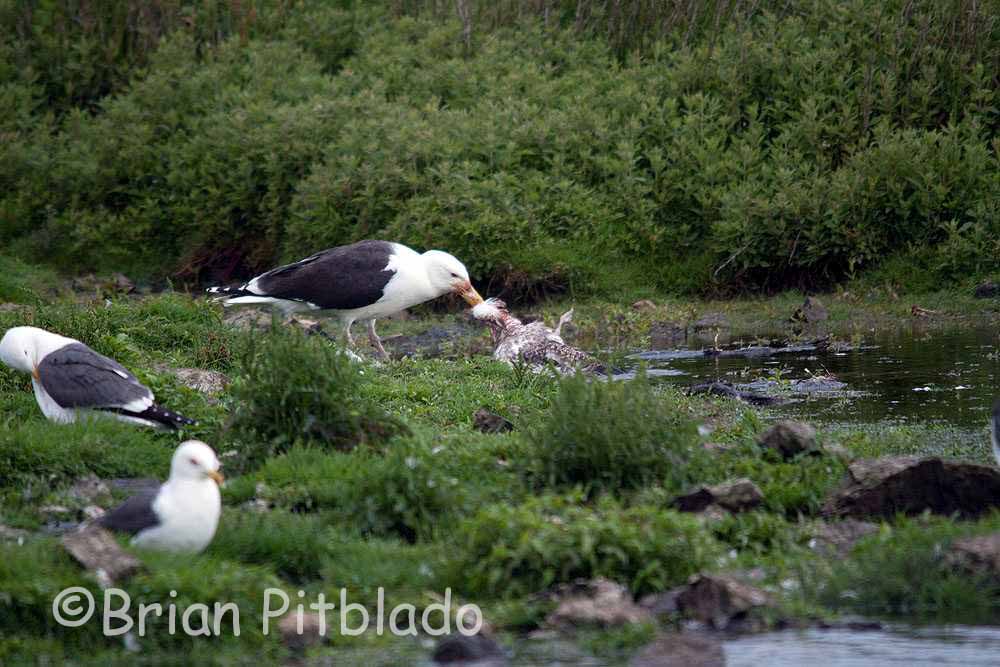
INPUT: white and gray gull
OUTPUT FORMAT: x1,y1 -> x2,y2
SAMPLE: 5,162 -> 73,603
98,440 -> 223,553
0,326 -> 195,428
207,240 -> 484,359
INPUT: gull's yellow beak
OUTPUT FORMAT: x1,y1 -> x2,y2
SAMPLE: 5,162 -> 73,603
459,282 -> 484,306
208,470 -> 225,485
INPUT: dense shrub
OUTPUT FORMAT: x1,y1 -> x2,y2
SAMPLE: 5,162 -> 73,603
521,373 -> 706,496
228,327 -> 408,465
452,493 -> 722,598
1,1 -> 997,293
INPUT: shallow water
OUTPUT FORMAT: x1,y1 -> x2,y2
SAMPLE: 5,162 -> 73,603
631,321 -> 999,430
724,624 -> 1000,666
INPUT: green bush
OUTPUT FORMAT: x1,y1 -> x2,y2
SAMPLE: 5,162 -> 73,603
228,327 -> 408,466
521,373 -> 706,496
2,1 -> 997,293
451,492 -> 722,598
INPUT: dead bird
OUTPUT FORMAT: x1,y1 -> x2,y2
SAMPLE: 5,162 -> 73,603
472,299 -> 610,375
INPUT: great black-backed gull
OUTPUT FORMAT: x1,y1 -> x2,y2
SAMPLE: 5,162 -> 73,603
98,440 -> 222,552
207,240 -> 484,359
472,299 -> 608,375
0,326 -> 195,428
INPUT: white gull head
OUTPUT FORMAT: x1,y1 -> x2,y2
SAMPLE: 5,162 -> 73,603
169,440 -> 223,485
0,326 -> 73,374
421,250 -> 483,305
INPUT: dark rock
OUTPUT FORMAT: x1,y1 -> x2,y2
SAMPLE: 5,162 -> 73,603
629,632 -> 725,667
822,456 -> 1000,519
639,590 -> 682,616
974,282 -> 999,299
545,578 -> 651,628
632,299 -> 657,312
791,377 -> 847,393
61,524 -> 143,584
672,478 -> 763,514
473,409 -> 514,434
673,574 -> 773,630
709,345 -> 776,359
692,313 -> 729,330
758,420 -> 818,459
278,612 -> 328,651
433,633 -> 507,665
810,520 -> 879,558
688,381 -> 784,407
791,296 -> 828,323
649,321 -> 686,349
945,533 -> 1000,580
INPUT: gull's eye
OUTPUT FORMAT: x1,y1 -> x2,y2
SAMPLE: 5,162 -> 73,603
189,457 -> 200,467
450,272 -> 459,278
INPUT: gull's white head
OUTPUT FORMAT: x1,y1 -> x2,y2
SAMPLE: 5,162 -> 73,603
421,250 -> 483,306
170,440 -> 223,485
0,326 -> 44,375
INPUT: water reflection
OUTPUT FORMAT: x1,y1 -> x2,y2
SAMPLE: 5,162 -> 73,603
632,323 -> 998,429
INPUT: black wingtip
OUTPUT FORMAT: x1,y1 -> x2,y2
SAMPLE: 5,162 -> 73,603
107,404 -> 197,430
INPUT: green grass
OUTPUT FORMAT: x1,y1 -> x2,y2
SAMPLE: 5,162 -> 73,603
1,286 -> 998,662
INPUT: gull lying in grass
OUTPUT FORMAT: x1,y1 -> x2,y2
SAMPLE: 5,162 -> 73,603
471,298 -> 609,376
97,441 -> 223,553
0,326 -> 195,428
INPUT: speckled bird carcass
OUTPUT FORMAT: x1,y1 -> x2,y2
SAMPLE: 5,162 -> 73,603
472,299 -> 609,375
